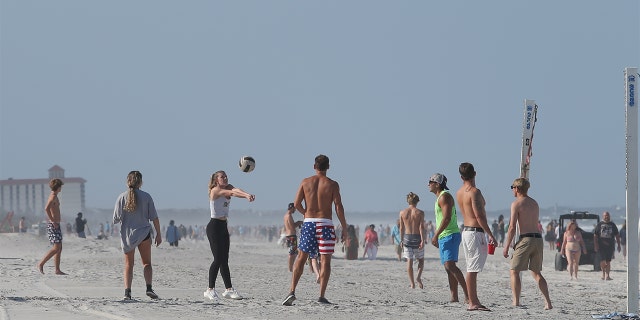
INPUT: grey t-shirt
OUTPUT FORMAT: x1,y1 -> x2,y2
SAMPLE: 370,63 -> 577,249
113,189 -> 158,253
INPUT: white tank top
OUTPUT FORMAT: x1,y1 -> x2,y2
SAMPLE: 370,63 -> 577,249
210,197 -> 230,219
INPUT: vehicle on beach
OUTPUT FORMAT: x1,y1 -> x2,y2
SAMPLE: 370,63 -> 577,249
554,211 -> 601,271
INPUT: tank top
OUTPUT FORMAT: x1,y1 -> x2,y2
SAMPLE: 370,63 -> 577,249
210,196 -> 230,219
434,190 -> 459,239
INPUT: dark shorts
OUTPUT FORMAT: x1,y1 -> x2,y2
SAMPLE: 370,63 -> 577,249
47,223 -> 62,244
286,235 -> 298,255
599,245 -> 615,261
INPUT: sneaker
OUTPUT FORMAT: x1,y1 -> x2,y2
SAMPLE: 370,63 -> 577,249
204,288 -> 220,302
318,297 -> 331,304
222,288 -> 243,300
282,293 -> 296,306
124,289 -> 132,300
146,289 -> 159,299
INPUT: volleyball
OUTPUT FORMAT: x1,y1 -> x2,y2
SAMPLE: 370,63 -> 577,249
238,156 -> 256,173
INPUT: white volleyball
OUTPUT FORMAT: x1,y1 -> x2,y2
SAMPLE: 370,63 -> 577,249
238,156 -> 256,173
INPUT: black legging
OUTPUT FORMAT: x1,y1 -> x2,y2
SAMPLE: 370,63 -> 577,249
207,218 -> 232,289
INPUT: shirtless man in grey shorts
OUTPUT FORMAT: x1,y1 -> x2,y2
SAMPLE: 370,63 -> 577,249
399,192 -> 425,289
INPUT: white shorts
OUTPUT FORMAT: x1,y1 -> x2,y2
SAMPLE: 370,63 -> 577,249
462,230 -> 488,272
402,246 -> 424,260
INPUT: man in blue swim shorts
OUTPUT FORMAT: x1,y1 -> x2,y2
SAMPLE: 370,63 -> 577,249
428,173 -> 469,305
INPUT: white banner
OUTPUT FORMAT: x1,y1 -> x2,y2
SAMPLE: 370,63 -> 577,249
520,100 -> 538,179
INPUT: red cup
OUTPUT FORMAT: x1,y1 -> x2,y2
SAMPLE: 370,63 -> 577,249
488,242 -> 496,255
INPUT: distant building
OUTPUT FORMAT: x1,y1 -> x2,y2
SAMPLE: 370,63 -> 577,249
0,165 -> 86,218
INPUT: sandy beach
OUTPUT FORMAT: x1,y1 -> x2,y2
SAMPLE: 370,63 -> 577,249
0,231 -> 633,320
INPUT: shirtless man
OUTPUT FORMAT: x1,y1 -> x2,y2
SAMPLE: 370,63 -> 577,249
456,162 -> 496,311
502,178 -> 552,310
283,202 -> 303,272
282,154 -> 348,306
399,192 -> 425,289
38,178 -> 67,275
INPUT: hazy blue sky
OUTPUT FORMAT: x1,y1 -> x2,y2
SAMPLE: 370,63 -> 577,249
1,1 -> 638,213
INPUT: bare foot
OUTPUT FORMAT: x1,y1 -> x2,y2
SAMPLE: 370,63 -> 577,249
544,303 -> 553,310
606,277 -> 613,280
409,283 -> 415,289
416,278 -> 423,289
55,270 -> 67,275
37,263 -> 44,274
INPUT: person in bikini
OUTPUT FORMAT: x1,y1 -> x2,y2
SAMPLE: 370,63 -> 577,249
38,179 -> 67,275
560,220 -> 586,280
283,202 -> 303,272
399,192 -> 425,289
283,154 -> 348,306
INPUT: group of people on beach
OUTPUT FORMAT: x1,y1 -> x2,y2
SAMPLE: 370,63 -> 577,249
390,162 -> 552,311
36,155 -> 556,311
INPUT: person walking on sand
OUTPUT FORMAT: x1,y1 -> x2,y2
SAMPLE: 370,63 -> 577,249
362,224 -> 379,260
560,221 -> 586,280
428,173 -> 469,305
502,178 -> 552,310
284,202 -> 303,272
113,171 -> 162,300
203,170 -> 255,303
391,219 -> 402,261
38,178 -> 67,275
282,154 -> 348,306
456,163 -> 496,311
399,192 -> 425,289
594,211 -> 621,281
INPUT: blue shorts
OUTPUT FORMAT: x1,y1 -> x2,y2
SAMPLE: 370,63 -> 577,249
298,219 -> 336,257
438,232 -> 461,265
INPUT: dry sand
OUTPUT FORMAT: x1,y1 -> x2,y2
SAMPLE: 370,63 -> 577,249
0,232 -> 633,320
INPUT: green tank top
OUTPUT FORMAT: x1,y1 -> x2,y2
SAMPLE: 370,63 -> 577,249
434,190 -> 459,239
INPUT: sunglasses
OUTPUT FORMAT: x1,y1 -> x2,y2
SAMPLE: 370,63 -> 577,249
510,185 -> 517,189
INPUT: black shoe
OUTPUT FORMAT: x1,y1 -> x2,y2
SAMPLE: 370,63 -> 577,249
318,297 -> 331,304
146,289 -> 159,299
282,293 -> 296,306
124,289 -> 132,300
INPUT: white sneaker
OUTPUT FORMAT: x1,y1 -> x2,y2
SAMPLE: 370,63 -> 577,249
222,288 -> 243,300
204,288 -> 220,302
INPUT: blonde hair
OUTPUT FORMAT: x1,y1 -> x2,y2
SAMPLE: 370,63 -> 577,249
406,192 -> 420,205
512,178 -> 530,193
208,171 -> 226,192
124,171 -> 142,212
49,178 -> 64,191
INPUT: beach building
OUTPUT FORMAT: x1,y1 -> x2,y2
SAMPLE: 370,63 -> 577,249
0,165 -> 86,218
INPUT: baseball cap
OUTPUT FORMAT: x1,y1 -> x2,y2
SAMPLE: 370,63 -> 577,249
429,173 -> 449,190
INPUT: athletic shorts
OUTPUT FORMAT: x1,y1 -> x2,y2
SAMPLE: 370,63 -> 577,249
286,235 -> 298,255
462,230 -> 488,272
438,232 -> 461,265
298,218 -> 336,256
510,237 -> 544,272
47,223 -> 63,244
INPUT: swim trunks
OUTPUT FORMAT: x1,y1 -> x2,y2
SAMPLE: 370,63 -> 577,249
438,232 -> 461,265
286,235 -> 298,255
298,218 -> 336,256
462,229 -> 488,272
47,223 -> 62,244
